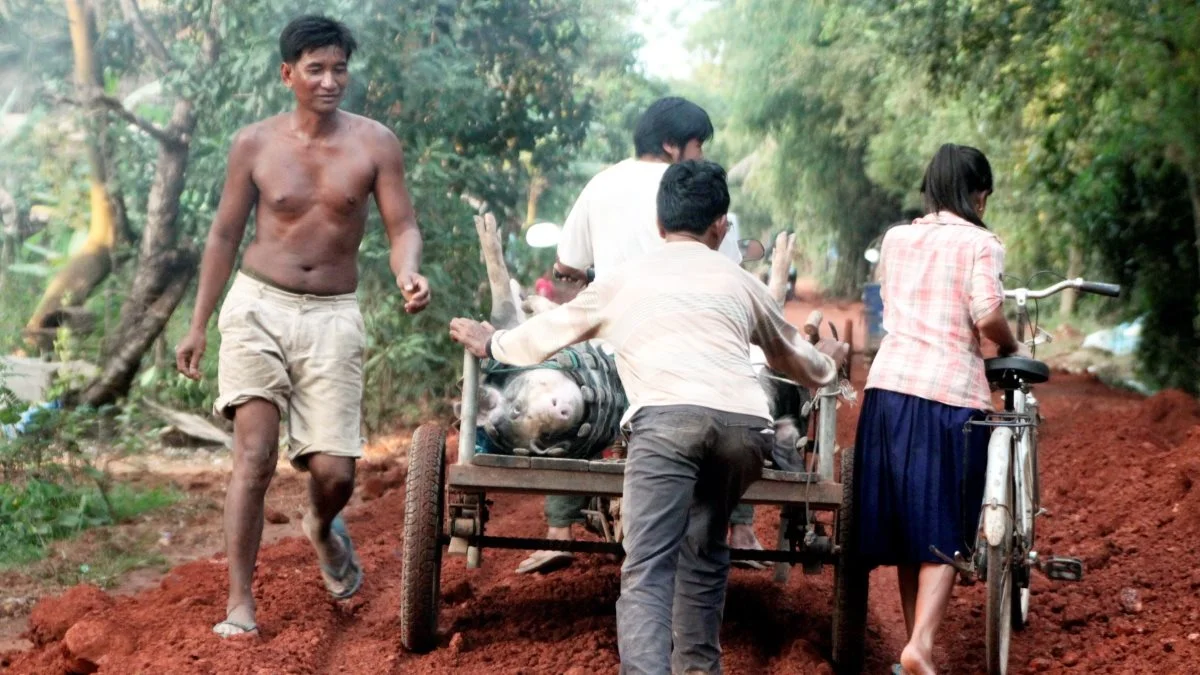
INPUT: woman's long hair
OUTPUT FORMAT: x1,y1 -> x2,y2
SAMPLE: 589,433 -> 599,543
919,143 -> 993,228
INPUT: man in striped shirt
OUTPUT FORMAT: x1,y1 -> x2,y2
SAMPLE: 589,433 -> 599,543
451,160 -> 845,674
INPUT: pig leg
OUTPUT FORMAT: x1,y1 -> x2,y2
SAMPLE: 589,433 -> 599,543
523,295 -> 559,317
474,212 -> 524,329
766,230 -> 796,309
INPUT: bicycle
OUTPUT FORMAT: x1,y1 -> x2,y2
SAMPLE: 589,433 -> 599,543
937,277 -> 1121,674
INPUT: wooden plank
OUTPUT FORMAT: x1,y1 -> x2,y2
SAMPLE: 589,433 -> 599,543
143,400 -> 232,448
588,460 -> 626,474
761,468 -> 819,483
529,457 -> 591,472
447,464 -> 841,506
471,454 -> 530,469
449,464 -> 623,496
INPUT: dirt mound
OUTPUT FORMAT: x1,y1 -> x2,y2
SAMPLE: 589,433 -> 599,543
356,456 -> 408,502
1139,389 -> 1200,445
63,619 -> 136,673
24,586 -> 113,648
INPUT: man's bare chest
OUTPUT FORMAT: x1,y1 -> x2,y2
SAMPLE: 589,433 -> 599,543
253,144 -> 376,218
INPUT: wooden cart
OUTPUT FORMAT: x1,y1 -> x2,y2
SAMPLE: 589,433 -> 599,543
399,350 -> 869,674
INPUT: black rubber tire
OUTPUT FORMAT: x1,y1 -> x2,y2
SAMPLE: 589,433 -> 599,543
400,424 -> 446,653
832,448 -> 868,675
986,465 -> 1014,675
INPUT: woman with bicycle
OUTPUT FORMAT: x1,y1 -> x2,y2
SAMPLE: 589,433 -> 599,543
855,144 -> 1027,675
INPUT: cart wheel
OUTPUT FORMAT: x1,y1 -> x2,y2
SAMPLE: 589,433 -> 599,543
832,448 -> 868,675
400,424 -> 446,653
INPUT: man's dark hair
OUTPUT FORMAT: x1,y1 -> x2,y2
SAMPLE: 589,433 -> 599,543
919,143 -> 993,228
634,97 -> 715,158
657,160 -> 731,236
279,15 -> 358,64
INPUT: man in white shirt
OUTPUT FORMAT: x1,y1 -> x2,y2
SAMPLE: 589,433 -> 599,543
450,160 -> 845,674
519,97 -> 765,576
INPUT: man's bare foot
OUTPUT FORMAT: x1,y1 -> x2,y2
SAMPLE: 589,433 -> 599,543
213,603 -> 258,638
899,642 -> 936,675
729,523 -> 771,570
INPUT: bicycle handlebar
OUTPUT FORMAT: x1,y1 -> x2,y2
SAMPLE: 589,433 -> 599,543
1004,278 -> 1121,300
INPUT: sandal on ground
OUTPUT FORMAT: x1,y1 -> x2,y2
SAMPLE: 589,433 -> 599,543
212,619 -> 259,638
317,515 -> 364,600
515,550 -> 574,574
732,558 -> 772,571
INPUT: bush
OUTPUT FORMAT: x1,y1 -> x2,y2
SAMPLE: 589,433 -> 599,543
0,478 -> 180,568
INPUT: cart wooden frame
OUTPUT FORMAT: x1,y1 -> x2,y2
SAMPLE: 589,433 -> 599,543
400,351 -> 869,674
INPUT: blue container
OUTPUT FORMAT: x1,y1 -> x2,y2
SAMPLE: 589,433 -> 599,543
863,282 -> 885,352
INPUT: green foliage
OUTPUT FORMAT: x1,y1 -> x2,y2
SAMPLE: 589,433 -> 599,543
698,0 -> 902,294
0,478 -> 179,568
698,0 -> 1200,391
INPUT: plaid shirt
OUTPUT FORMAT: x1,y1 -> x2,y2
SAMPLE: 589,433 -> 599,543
865,212 -> 1005,411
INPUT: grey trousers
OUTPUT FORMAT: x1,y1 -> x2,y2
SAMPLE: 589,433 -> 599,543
616,405 -> 772,675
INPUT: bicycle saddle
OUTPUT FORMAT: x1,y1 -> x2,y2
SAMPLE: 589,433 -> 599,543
985,356 -> 1050,389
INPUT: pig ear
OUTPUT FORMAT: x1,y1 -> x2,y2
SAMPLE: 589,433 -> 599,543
474,384 -> 503,426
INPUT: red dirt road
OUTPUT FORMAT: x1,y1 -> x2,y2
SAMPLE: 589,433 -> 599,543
4,302 -> 1200,674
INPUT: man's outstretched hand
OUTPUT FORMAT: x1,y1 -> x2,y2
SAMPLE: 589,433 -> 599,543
398,271 -> 431,314
449,318 -> 496,358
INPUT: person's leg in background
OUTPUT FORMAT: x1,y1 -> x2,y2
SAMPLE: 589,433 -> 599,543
515,495 -> 590,574
728,503 -> 769,570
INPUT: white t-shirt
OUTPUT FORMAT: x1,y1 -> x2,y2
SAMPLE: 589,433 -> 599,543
556,158 -> 743,276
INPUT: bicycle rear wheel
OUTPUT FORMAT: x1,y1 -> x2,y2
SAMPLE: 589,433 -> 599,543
1012,426 -> 1036,631
985,465 -> 1014,675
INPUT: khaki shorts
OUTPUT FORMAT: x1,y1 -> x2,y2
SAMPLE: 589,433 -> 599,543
215,272 -> 366,467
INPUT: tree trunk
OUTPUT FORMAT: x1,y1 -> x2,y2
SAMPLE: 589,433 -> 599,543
78,0 -> 222,405
1059,241 -> 1083,318
81,99 -> 195,406
80,249 -> 195,405
25,0 -> 116,352
524,169 -> 547,227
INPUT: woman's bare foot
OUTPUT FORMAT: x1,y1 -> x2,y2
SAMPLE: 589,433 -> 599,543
899,642 -> 936,675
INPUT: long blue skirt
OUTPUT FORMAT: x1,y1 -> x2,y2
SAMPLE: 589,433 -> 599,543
852,388 -> 990,567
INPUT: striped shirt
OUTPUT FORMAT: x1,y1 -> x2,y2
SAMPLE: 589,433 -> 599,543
490,241 -> 838,424
866,212 -> 1006,410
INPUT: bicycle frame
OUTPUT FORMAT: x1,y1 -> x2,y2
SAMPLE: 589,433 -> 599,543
972,277 -> 1118,674
979,291 -> 1041,555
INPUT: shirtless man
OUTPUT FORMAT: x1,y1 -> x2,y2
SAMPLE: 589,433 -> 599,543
174,15 -> 430,638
